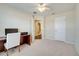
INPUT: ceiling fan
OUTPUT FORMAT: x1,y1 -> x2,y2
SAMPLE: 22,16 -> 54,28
36,3 -> 49,12
33,3 -> 55,15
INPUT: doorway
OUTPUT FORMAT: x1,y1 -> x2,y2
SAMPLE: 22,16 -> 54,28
32,16 -> 44,40
34,20 -> 42,39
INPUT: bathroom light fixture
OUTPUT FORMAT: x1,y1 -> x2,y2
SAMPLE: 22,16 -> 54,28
37,3 -> 49,12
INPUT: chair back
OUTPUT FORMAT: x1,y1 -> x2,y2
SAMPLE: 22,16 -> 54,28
5,33 -> 20,49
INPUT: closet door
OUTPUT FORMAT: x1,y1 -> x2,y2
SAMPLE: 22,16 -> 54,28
54,16 -> 66,41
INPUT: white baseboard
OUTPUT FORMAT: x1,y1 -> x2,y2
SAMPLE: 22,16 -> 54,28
64,40 -> 74,45
74,45 -> 79,55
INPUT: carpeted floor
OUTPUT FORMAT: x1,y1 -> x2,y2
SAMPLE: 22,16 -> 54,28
0,39 -> 78,56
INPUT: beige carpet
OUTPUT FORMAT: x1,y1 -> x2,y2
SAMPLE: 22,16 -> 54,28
0,39 -> 78,56
10,39 -> 78,56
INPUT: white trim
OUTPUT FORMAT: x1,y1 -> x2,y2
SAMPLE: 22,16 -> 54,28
64,40 -> 74,45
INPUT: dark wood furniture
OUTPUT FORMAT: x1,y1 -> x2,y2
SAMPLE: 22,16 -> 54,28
0,40 -> 5,52
23,35 -> 32,45
5,28 -> 18,35
20,32 -> 32,45
0,32 -> 32,52
0,37 -> 6,52
20,35 -> 32,45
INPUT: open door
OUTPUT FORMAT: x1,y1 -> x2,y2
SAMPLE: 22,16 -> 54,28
32,15 -> 44,40
34,20 -> 42,39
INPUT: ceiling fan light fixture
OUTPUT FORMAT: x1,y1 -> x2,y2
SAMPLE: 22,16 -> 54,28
37,3 -> 49,12
37,7 -> 48,12
38,3 -> 47,7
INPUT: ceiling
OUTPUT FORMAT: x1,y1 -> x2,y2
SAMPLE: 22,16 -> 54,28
5,3 -> 75,15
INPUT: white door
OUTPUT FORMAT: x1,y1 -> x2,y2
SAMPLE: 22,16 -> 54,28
54,16 -> 66,41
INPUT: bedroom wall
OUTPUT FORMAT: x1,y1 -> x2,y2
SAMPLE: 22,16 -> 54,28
44,15 -> 54,40
0,4 -> 32,37
44,10 -> 75,44
75,4 -> 79,54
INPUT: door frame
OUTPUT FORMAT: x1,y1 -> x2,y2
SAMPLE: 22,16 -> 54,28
32,15 -> 45,41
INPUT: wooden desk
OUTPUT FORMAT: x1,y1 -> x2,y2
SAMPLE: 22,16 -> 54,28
20,35 -> 32,45
0,37 -> 6,52
0,35 -> 32,52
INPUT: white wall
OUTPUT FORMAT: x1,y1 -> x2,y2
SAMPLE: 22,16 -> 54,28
0,4 -> 32,37
44,10 -> 75,44
44,15 -> 54,40
75,4 -> 79,54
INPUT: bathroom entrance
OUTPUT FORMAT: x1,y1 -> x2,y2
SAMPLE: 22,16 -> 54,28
34,20 -> 42,39
32,15 -> 44,40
